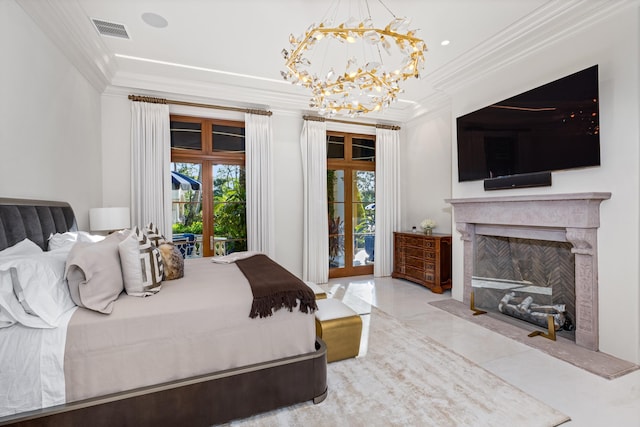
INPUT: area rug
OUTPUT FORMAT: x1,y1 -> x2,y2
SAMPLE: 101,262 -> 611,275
230,307 -> 570,427
430,299 -> 640,380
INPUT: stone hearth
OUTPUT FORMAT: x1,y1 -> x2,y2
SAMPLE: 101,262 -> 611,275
447,192 -> 611,351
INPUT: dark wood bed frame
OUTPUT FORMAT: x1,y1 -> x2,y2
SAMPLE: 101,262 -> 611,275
0,198 -> 327,426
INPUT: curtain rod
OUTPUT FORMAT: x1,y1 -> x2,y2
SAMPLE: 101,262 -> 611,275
302,115 -> 400,130
128,95 -> 272,116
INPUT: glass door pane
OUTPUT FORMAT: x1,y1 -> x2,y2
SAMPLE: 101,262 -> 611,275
212,164 -> 247,255
171,162 -> 203,258
352,170 -> 375,266
328,170 -> 345,269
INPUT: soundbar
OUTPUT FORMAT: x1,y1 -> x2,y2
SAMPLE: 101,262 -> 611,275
484,171 -> 552,191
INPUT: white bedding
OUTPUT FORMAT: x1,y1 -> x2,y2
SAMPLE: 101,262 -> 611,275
0,306 -> 76,417
0,240 -> 78,418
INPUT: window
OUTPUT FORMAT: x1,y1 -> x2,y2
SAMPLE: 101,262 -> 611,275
327,131 -> 375,278
170,116 -> 246,257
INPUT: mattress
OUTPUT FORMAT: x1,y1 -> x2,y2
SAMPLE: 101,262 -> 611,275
64,257 -> 316,402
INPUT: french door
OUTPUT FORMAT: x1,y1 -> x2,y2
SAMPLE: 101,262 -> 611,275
327,132 -> 375,278
170,116 -> 246,257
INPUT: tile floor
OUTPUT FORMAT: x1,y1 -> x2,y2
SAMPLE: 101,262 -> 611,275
321,275 -> 640,427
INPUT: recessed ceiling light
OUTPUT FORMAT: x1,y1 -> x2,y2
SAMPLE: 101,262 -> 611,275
141,12 -> 168,28
441,40 -> 450,46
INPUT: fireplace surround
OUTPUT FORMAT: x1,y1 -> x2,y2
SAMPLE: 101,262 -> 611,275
447,192 -> 611,351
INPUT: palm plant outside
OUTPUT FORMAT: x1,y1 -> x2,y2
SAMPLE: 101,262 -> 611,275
213,165 -> 247,252
172,163 -> 247,254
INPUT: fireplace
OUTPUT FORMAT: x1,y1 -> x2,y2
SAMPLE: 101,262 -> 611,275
447,192 -> 611,351
472,235 -> 576,338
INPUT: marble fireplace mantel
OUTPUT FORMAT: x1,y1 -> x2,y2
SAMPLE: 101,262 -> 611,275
446,192 -> 611,351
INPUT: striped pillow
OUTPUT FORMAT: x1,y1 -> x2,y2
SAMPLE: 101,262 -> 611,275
118,227 -> 163,296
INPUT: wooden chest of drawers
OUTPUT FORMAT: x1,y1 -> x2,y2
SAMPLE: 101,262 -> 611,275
392,232 -> 452,294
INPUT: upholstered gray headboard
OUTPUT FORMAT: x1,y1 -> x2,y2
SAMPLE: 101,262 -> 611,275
0,198 -> 77,251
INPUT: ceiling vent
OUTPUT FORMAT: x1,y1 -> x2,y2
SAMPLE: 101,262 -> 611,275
91,18 -> 130,39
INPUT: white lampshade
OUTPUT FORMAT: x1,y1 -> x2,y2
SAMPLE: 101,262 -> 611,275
89,207 -> 131,232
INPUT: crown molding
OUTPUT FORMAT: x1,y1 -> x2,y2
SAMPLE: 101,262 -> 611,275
110,70 -> 414,123
111,71 -> 280,110
404,95 -> 452,129
427,0 -> 637,95
17,0 -> 116,92
403,90 -> 452,123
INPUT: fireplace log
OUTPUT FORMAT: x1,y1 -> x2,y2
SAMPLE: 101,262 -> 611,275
498,292 -> 567,330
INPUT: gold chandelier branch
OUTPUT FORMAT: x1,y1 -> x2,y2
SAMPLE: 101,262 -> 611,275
299,25 -> 424,42
282,8 -> 428,117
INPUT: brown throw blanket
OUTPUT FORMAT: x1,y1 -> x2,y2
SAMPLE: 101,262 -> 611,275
235,254 -> 318,318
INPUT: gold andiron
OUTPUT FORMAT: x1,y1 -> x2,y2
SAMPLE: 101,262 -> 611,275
527,315 -> 557,341
470,291 -> 487,316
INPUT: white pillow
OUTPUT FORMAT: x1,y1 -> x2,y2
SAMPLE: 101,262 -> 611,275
118,228 -> 163,297
0,267 -> 49,328
0,251 -> 76,328
0,240 -> 44,329
65,234 -> 124,314
48,231 -> 105,251
47,232 -> 77,251
0,308 -> 14,328
0,238 -> 43,258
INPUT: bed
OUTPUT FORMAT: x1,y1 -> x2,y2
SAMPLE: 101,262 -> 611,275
0,198 -> 327,426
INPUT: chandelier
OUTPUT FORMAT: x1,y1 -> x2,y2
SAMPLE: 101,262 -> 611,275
281,0 -> 427,116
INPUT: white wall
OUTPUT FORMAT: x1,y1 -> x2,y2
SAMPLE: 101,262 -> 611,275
101,93 -> 131,209
402,107 -> 453,234
270,112 -> 304,275
0,1 -> 102,230
439,8 -> 639,363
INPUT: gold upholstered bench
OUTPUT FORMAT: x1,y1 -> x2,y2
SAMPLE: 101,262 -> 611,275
304,280 -> 327,300
314,298 -> 362,363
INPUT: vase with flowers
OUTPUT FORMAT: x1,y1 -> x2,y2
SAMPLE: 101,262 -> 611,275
420,218 -> 436,235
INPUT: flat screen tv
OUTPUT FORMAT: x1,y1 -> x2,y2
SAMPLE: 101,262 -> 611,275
456,65 -> 600,182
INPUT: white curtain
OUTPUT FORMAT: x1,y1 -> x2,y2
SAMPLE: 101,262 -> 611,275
374,127 -> 401,277
245,112 -> 275,257
300,119 -> 329,283
130,101 -> 172,238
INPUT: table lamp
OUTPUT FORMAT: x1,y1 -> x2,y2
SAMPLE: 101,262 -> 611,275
89,207 -> 131,233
